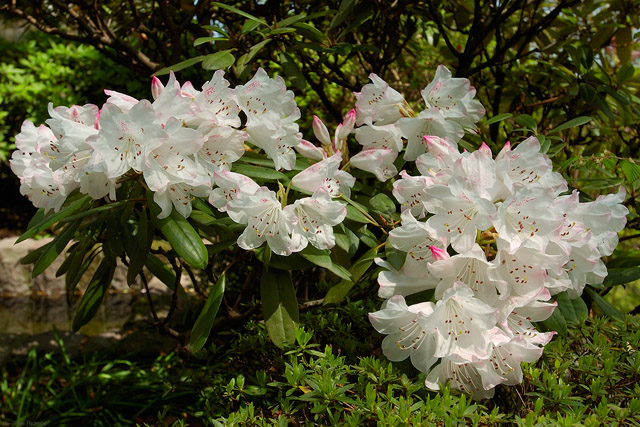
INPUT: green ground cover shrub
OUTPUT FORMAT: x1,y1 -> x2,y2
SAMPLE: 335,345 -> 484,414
1,299 -> 638,426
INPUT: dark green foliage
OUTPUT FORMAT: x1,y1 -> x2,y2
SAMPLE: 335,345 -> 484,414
2,308 -> 639,426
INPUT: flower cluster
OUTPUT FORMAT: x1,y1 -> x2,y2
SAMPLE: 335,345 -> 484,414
10,64 -> 628,398
10,68 -> 349,256
363,70 -> 628,398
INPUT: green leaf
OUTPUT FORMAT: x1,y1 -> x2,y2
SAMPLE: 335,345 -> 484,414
150,196 -> 208,270
299,246 -> 351,281
484,113 -> 512,125
60,200 -> 127,223
621,160 -> 640,183
345,205 -> 372,223
324,247 -> 378,305
334,224 -> 359,257
356,225 -> 378,249
576,177 -> 624,190
514,114 -> 537,132
145,255 -> 181,293
212,2 -> 269,28
261,268 -> 299,349
291,22 -> 327,43
202,50 -> 235,70
617,64 -> 635,84
32,219 -> 81,278
330,0 -> 355,30
17,195 -> 92,243
369,193 -> 396,215
539,306 -> 567,336
235,39 -> 272,78
125,211 -> 152,286
548,116 -> 592,134
279,52 -> 306,90
385,244 -> 406,271
254,247 -> 313,270
241,19 -> 261,34
72,256 -> 116,332
556,292 -> 588,323
586,287 -> 623,319
231,163 -> 289,182
65,245 -> 98,297
153,56 -> 205,76
579,83 -> 597,103
593,93 -> 614,119
193,36 -> 228,46
190,273 -> 226,352
603,267 -> 640,287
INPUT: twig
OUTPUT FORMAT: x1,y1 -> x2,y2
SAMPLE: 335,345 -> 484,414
139,272 -> 159,323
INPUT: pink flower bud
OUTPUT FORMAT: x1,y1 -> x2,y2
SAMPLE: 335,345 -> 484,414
151,76 -> 164,100
313,115 -> 331,146
336,108 -> 356,141
430,245 -> 450,261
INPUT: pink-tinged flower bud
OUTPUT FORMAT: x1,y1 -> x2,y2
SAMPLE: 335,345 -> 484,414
151,76 -> 164,100
336,108 -> 356,141
430,245 -> 449,261
313,115 -> 331,146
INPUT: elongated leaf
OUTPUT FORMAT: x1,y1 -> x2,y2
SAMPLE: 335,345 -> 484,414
261,268 -> 299,349
299,246 -> 351,280
149,196 -> 208,270
514,114 -> 537,132
193,36 -> 228,46
539,306 -> 567,335
17,195 -> 91,243
279,52 -> 306,90
345,205 -> 372,224
291,22 -> 327,43
202,50 -> 235,70
32,219 -> 81,278
212,2 -> 269,27
484,113 -> 513,125
254,247 -> 313,270
61,201 -> 127,223
153,56 -> 205,76
548,116 -> 591,134
617,64 -> 635,84
324,247 -> 378,305
72,256 -> 116,332
190,274 -> 226,352
330,0 -> 355,30
603,267 -> 640,287
126,212 -> 152,286
369,193 -> 396,215
556,292 -> 588,323
65,245 -> 98,297
231,164 -> 289,182
586,287 -> 623,319
145,254 -> 182,293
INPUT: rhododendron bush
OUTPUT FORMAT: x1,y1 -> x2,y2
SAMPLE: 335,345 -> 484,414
10,65 -> 628,399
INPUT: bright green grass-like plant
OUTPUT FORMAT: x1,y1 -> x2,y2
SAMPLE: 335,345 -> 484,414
1,301 -> 639,426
